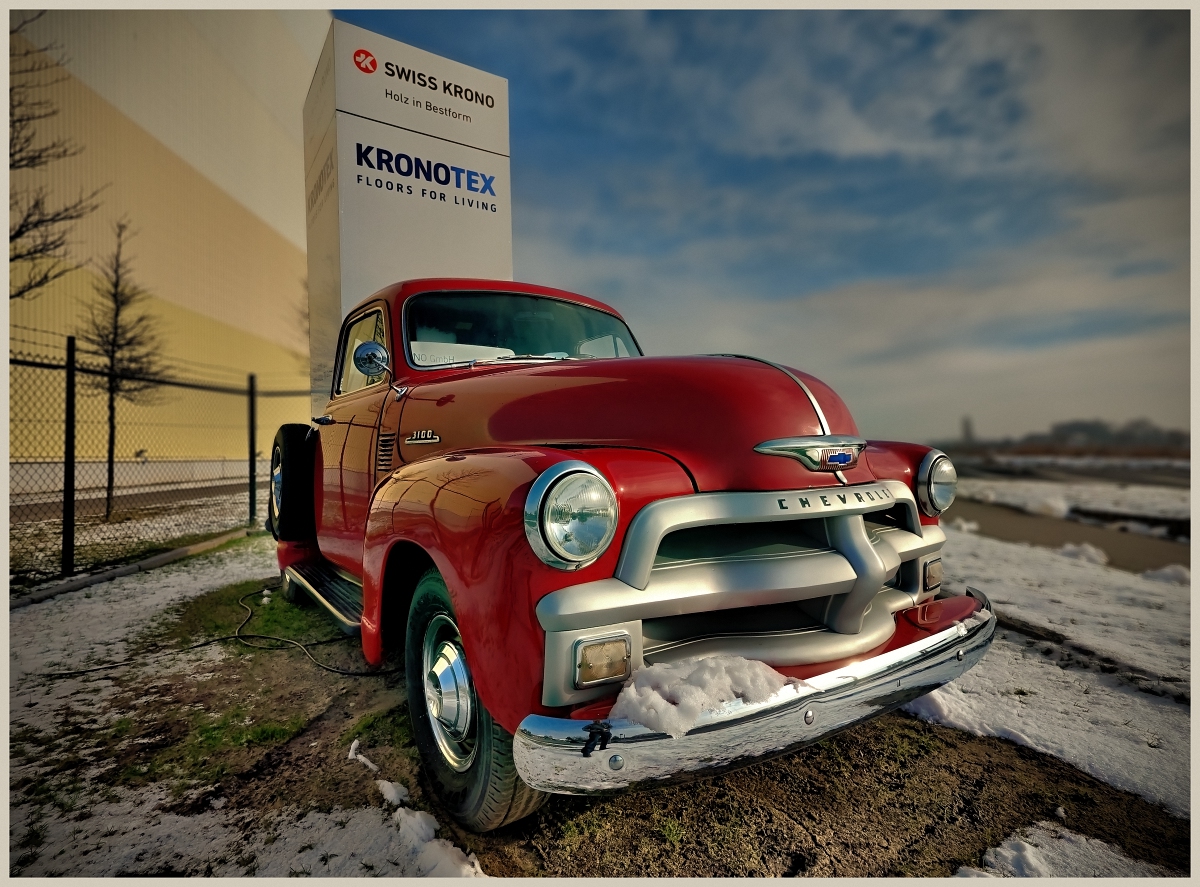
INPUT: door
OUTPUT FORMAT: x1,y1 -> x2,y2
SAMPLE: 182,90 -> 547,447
315,305 -> 390,576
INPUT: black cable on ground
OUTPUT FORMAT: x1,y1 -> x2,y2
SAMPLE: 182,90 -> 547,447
32,587 -> 404,680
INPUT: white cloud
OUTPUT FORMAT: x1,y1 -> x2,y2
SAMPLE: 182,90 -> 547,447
505,10 -> 1190,442
517,225 -> 1188,443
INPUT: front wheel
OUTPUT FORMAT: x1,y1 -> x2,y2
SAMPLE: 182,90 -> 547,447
405,568 -> 547,832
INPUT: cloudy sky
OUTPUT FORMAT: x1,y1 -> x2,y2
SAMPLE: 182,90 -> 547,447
339,10 -> 1189,443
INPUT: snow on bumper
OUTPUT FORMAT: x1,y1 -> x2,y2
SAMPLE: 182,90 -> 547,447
514,590 -> 996,794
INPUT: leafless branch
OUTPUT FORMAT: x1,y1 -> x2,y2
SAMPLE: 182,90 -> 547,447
9,9 -> 102,299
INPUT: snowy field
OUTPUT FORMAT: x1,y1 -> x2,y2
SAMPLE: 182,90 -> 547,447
937,525 -> 1190,690
905,633 -> 1189,816
958,477 -> 1190,523
905,520 -> 1192,867
9,534 -> 484,877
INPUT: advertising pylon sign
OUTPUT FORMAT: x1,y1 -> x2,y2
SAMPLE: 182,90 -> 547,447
303,20 -> 512,412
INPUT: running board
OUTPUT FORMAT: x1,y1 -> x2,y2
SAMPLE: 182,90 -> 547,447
284,561 -> 364,635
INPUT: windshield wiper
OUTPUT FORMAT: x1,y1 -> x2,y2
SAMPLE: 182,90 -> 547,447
476,353 -> 575,364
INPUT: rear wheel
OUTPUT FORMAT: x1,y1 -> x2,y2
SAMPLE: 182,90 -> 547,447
268,424 -> 316,542
280,571 -> 311,607
405,568 -> 547,832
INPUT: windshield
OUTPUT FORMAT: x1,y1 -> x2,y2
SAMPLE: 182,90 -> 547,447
406,292 -> 641,368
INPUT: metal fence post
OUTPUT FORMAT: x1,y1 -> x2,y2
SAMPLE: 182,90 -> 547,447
248,373 -> 257,527
62,336 -> 76,576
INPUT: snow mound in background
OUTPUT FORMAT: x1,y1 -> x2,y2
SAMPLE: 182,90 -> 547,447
1108,519 -> 1170,538
947,517 -> 979,533
1141,564 -> 1190,585
1057,541 -> 1108,565
1029,494 -> 1071,519
958,478 -> 1189,521
955,822 -> 1169,877
609,654 -> 799,738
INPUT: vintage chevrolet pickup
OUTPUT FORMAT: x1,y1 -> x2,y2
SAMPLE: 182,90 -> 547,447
269,278 -> 995,832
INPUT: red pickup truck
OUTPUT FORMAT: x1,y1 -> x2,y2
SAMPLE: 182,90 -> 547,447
269,278 -> 994,832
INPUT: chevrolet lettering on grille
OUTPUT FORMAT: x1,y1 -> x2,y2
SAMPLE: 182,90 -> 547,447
775,483 -> 894,511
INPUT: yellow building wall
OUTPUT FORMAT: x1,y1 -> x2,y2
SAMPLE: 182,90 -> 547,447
10,15 -> 323,463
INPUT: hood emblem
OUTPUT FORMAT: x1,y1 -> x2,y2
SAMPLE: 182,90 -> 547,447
405,429 -> 441,445
754,435 -> 867,472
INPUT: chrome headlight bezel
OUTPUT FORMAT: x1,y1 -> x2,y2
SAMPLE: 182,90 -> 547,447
917,449 -> 957,516
523,460 -> 619,571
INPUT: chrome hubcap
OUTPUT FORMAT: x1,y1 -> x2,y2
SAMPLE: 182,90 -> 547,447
270,447 -> 283,518
422,614 -> 477,771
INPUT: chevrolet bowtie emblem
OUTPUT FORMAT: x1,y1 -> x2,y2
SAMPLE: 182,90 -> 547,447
754,435 -> 867,472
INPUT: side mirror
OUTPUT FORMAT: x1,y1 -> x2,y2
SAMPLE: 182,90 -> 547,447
352,340 -> 390,377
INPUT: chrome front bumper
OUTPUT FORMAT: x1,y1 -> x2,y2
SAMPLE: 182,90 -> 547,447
514,590 -> 996,794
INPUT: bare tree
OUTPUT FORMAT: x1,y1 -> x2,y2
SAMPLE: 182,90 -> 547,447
10,11 -> 102,300
79,220 -> 167,520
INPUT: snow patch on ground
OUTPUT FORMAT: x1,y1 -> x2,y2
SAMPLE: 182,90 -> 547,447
940,527 -> 1190,687
244,806 -> 485,877
955,821 -> 1171,877
377,780 -> 410,806
904,635 -> 1190,816
348,738 -> 381,772
10,534 -> 278,736
1057,541 -> 1108,565
11,783 -> 484,877
958,478 -> 1189,521
1142,564 -> 1190,585
609,654 -> 801,738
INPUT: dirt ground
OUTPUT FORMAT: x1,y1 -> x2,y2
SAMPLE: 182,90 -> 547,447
9,574 -> 1189,877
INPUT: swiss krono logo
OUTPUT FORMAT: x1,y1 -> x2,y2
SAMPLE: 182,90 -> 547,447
353,49 -> 377,74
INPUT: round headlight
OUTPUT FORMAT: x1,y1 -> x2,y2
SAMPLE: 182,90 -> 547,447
543,472 -> 618,561
524,461 -> 619,569
918,450 -> 957,516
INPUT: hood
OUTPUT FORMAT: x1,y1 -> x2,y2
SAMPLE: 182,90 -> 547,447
396,355 -> 874,492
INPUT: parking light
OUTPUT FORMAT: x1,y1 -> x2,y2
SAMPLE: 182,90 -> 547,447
574,635 -> 631,688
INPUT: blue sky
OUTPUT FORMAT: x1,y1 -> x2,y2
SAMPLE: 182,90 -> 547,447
338,10 -> 1189,442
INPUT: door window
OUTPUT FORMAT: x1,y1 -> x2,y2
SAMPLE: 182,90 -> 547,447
336,309 -> 387,395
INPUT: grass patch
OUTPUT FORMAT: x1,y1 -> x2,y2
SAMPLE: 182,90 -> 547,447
190,709 -> 305,756
113,708 -> 307,789
658,817 -> 686,845
133,576 -> 337,654
341,706 -> 413,751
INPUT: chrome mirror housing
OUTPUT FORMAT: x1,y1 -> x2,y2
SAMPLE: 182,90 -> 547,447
353,341 -> 390,377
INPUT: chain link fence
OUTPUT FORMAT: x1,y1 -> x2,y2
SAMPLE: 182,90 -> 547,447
10,332 -> 309,594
